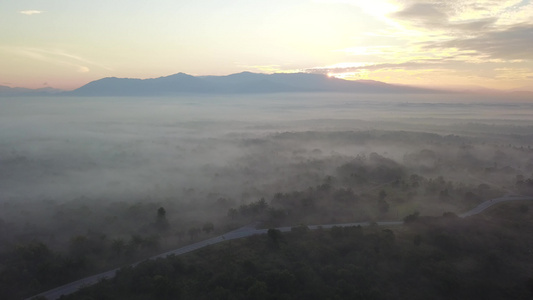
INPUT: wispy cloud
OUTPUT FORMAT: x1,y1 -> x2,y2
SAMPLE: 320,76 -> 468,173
305,59 -> 451,75
4,46 -> 112,73
19,10 -> 44,15
426,25 -> 533,60
335,46 -> 393,56
494,67 -> 533,81
307,0 -> 533,88
316,0 -> 533,48
238,64 -> 300,74
390,3 -> 498,33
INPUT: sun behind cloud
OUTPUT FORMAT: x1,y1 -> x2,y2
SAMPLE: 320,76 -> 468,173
1,1 -> 532,90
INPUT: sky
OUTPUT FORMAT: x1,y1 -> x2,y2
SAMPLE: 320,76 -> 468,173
1,0 -> 533,91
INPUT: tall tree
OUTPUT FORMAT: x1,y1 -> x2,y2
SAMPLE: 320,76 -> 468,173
155,207 -> 169,231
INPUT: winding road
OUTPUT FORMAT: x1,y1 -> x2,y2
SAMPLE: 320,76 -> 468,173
27,195 -> 533,300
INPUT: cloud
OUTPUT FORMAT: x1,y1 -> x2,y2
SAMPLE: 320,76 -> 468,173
19,10 -> 44,15
316,1 -> 533,62
335,46 -> 394,56
444,0 -> 524,21
494,67 -> 533,81
4,46 -> 111,73
307,0 -> 533,89
320,0 -> 529,38
77,66 -> 91,73
305,59 -> 451,75
314,0 -> 401,18
391,3 -> 448,27
389,2 -> 501,34
428,24 -> 533,60
388,0 -> 524,21
238,65 -> 285,74
497,3 -> 533,25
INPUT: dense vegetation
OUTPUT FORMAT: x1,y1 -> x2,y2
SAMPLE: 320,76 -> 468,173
2,122 -> 532,299
55,201 -> 533,300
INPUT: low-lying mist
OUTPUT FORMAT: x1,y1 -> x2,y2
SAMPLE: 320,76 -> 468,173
1,92 -> 532,247
2,92 -> 533,299
2,93 -> 532,200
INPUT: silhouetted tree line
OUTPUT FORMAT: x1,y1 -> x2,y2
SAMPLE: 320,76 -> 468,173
225,165 -> 502,228
516,175 -> 533,195
59,202 -> 533,300
0,206 -> 220,299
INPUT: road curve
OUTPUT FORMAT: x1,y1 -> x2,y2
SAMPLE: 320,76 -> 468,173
459,195 -> 533,217
27,195 -> 533,300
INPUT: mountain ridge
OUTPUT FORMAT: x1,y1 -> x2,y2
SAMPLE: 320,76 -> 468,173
65,72 -> 439,96
1,72 -> 449,97
2,73 -> 532,97
0,85 -> 63,97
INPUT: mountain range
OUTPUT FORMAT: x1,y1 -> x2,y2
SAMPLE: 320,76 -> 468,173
0,85 -> 63,97
67,72 -> 438,96
0,72 -> 440,97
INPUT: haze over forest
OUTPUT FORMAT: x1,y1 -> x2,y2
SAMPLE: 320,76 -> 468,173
2,92 -> 532,203
2,0 -> 533,299
2,90 -> 533,299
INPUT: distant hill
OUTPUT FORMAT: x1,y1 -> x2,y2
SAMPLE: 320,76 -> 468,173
0,85 -> 63,97
65,72 -> 440,96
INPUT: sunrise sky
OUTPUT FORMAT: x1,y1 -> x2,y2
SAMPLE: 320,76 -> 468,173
1,0 -> 532,91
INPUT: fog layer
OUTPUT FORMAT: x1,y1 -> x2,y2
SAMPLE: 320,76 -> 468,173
1,93 -> 533,245
2,93 -> 532,201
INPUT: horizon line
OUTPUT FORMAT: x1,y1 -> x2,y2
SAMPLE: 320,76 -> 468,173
2,71 -> 533,93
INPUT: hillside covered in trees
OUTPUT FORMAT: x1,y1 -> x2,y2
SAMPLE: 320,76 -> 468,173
52,201 -> 533,300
